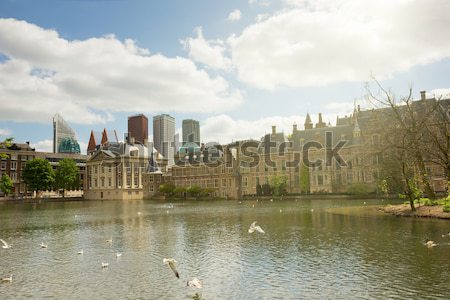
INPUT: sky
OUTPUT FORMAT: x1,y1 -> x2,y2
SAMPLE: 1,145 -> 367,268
1,0 -> 450,154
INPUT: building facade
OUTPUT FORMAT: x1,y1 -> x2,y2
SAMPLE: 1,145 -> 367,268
182,119 -> 200,145
128,114 -> 148,144
53,113 -> 80,153
153,114 -> 175,166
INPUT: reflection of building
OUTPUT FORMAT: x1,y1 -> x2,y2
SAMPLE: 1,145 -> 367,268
53,114 -> 80,153
182,119 -> 200,145
0,142 -> 87,197
153,114 -> 175,166
128,114 -> 148,144
87,128 -> 119,155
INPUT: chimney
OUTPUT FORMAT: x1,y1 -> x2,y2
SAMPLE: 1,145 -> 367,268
420,90 -> 426,100
272,125 -> 276,135
293,123 -> 298,132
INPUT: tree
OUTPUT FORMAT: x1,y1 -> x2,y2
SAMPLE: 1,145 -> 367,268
256,183 -> 262,196
159,183 -> 175,196
0,137 -> 13,159
262,183 -> 272,196
0,174 -> 13,196
270,175 -> 287,196
173,186 -> 187,198
187,185 -> 202,198
300,163 -> 310,194
22,158 -> 54,197
55,158 -> 79,196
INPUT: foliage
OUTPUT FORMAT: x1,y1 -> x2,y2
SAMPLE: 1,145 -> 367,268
300,163 -> 310,194
0,137 -> 14,159
443,204 -> 450,213
0,174 -> 13,196
55,158 -> 79,192
270,175 -> 287,196
187,185 -> 202,198
201,188 -> 216,197
262,183 -> 272,196
173,186 -> 187,196
22,158 -> 54,194
346,183 -> 375,195
159,182 -> 176,196
377,178 -> 389,197
256,183 -> 262,196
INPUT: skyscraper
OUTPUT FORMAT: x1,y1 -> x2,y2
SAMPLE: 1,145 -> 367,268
53,113 -> 80,153
128,114 -> 148,144
182,119 -> 200,145
153,114 -> 175,166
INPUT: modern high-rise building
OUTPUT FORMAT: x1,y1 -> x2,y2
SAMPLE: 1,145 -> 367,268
182,119 -> 200,145
153,114 -> 175,166
128,114 -> 148,144
53,113 -> 80,153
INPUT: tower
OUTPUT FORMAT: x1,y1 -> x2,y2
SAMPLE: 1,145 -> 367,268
182,119 -> 200,145
128,114 -> 148,144
153,114 -> 175,166
53,113 -> 80,153
304,113 -> 313,130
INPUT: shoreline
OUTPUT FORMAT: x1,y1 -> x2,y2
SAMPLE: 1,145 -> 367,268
381,204 -> 450,219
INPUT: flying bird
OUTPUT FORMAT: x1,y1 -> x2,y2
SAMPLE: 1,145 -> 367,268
163,258 -> 179,278
187,277 -> 202,289
1,275 -> 12,283
40,242 -> 48,248
101,262 -> 109,268
77,249 -> 83,255
0,239 -> 11,249
116,252 -> 122,258
248,221 -> 265,234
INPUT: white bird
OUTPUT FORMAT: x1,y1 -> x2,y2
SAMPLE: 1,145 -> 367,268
115,252 -> 122,258
248,221 -> 265,234
106,238 -> 112,243
310,209 -> 314,212
425,239 -> 437,248
270,199 -> 273,202
77,249 -> 83,255
163,258 -> 179,278
137,212 -> 142,215
40,242 -> 48,248
187,277 -> 202,289
101,262 -> 109,268
363,202 -> 367,205
1,275 -> 12,283
442,231 -> 450,238
0,238 -> 11,249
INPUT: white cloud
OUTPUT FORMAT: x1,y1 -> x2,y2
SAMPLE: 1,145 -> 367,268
0,18 -> 243,124
0,128 -> 12,136
228,9 -> 242,21
249,0 -> 271,7
201,114 -> 305,144
32,139 -> 53,153
430,88 -> 450,100
230,0 -> 450,90
181,27 -> 232,70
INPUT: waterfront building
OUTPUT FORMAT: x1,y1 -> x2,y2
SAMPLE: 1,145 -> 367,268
182,119 -> 200,145
153,114 -> 175,166
53,114 -> 80,153
128,114 -> 148,144
0,142 -> 87,197
87,128 -> 119,155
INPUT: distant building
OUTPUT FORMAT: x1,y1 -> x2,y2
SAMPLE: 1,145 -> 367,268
53,114 -> 80,153
153,114 -> 175,166
0,142 -> 87,197
128,114 -> 148,144
87,128 -> 119,155
182,119 -> 200,145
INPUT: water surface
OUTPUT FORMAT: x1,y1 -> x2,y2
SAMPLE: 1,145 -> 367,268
0,198 -> 449,299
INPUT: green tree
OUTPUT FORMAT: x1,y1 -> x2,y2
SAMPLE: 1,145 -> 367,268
159,183 -> 176,196
346,183 -> 375,195
187,185 -> 202,198
256,183 -> 262,196
262,183 -> 272,196
270,175 -> 287,196
300,163 -> 310,194
173,186 -> 187,198
55,158 -> 79,196
0,137 -> 14,159
22,158 -> 54,197
0,174 -> 13,196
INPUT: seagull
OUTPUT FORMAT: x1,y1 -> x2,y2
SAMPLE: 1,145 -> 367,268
270,199 -> 273,202
163,258 -> 179,278
101,262 -> 109,268
40,242 -> 48,248
115,252 -> 122,258
1,275 -> 12,283
425,239 -> 437,248
77,249 -> 83,255
0,239 -> 11,249
106,238 -> 112,243
363,202 -> 367,205
279,209 -> 283,213
442,231 -> 450,238
248,221 -> 265,234
310,209 -> 314,212
137,212 -> 142,215
187,277 -> 202,289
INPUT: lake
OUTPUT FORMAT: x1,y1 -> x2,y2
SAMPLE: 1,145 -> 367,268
0,198 -> 449,299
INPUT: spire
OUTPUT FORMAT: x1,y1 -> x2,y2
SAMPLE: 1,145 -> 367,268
315,113 -> 326,128
304,113 -> 313,130
87,130 -> 97,154
353,117 -> 361,138
101,128 -> 108,145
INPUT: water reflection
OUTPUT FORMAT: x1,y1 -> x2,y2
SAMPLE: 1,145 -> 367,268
0,199 -> 449,299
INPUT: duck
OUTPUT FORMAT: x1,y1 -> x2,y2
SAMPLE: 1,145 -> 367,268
425,239 -> 437,248
40,242 -> 48,248
163,258 -> 179,278
101,262 -> 109,268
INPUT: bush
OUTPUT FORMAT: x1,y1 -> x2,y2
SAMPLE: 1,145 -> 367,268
346,183 -> 375,195
443,204 -> 450,213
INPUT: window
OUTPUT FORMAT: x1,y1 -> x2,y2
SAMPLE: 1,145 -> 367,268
317,175 -> 323,185
10,161 -> 17,170
10,155 -> 17,161
94,178 -> 98,187
243,177 -> 248,187
1,161 -> 6,170
10,172 -> 16,181
101,177 -> 105,187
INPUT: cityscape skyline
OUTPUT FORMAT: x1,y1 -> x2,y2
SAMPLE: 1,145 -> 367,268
1,1 -> 450,153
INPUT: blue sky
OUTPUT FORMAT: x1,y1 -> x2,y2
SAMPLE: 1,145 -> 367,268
1,0 -> 450,153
